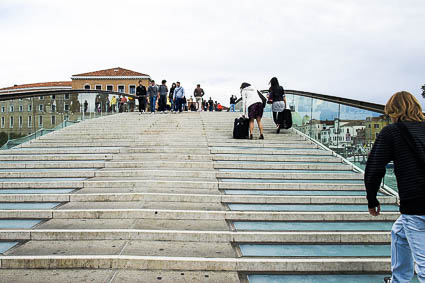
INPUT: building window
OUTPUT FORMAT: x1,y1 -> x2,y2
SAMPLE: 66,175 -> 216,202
1,117 -> 4,128
1,106 -> 5,113
84,84 -> 90,90
9,105 -> 14,112
118,85 -> 125,93
374,124 -> 380,129
64,94 -> 70,100
10,117 -> 14,128
28,104 -> 32,112
129,85 -> 136,94
19,105 -> 23,112
51,115 -> 56,125
39,104 -> 44,112
19,116 -> 23,128
39,96 -> 44,100
38,116 -> 43,127
51,104 -> 56,112
51,95 -> 56,100
106,85 -> 113,92
64,104 -> 70,112
95,85 -> 102,91
64,115 -> 69,121
368,124 -> 371,128
28,116 -> 32,128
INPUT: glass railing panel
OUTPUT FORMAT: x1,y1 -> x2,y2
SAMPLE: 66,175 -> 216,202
1,91 -> 124,149
288,94 -> 312,137
310,98 -> 340,145
339,104 -> 396,191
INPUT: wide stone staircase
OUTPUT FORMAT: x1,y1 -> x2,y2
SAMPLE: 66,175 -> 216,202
0,112 -> 399,282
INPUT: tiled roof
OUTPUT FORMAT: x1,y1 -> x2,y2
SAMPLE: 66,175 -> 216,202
0,81 -> 72,92
72,67 -> 149,77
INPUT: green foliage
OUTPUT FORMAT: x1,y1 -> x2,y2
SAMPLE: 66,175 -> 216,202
0,132 -> 26,147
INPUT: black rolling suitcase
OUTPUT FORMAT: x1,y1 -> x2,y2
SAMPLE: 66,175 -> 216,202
282,109 -> 292,129
233,117 -> 249,139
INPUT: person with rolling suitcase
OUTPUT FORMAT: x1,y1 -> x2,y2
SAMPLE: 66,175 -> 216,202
268,77 -> 287,133
239,82 -> 264,140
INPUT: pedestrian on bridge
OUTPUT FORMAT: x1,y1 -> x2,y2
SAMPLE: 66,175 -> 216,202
158,80 -> 168,113
169,83 -> 176,113
136,80 -> 147,113
148,80 -> 159,114
240,82 -> 264,140
111,96 -> 117,112
229,95 -> 237,112
269,77 -> 286,134
173,82 -> 185,113
365,91 -> 425,283
194,84 -> 205,111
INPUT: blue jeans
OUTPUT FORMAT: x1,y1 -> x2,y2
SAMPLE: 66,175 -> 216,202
150,96 -> 157,112
230,104 -> 235,112
391,214 -> 425,282
175,98 -> 183,112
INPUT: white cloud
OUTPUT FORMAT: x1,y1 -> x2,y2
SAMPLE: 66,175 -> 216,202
1,0 -> 424,106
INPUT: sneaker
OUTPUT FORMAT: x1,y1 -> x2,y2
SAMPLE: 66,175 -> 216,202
383,277 -> 391,283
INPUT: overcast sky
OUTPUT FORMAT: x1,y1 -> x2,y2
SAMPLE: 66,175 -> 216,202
1,0 -> 424,106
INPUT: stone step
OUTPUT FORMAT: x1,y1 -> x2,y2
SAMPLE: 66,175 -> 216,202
216,172 -> 363,180
0,154 -> 113,161
0,256 -> 391,273
0,209 -> 400,221
0,193 -> 397,205
218,182 -> 365,190
214,162 -> 352,170
0,162 -> 105,169
211,149 -> 330,155
212,155 -> 341,162
0,230 -> 391,243
112,154 -> 212,161
0,269 -> 240,283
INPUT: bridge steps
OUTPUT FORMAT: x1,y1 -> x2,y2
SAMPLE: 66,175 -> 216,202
0,112 -> 397,282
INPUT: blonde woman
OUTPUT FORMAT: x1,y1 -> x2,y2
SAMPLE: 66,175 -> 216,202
365,91 -> 425,283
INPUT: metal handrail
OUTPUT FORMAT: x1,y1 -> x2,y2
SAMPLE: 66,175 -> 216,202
235,89 -> 386,114
285,90 -> 385,114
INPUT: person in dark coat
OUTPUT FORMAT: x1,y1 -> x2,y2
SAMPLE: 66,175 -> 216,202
136,80 -> 147,113
268,77 -> 286,133
365,91 -> 425,283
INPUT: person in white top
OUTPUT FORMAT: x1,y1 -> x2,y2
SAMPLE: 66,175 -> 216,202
240,82 -> 264,140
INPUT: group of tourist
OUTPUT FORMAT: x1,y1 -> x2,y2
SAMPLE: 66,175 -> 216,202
135,80 -> 224,114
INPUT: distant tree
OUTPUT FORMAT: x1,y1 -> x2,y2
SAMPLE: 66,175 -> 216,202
0,132 -> 7,147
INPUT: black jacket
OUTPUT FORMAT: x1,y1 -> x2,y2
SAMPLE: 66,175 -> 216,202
136,85 -> 147,97
269,86 -> 285,102
365,121 -> 425,214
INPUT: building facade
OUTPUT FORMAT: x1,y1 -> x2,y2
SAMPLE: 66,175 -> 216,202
0,67 -> 151,137
71,67 -> 151,112
0,81 -> 79,136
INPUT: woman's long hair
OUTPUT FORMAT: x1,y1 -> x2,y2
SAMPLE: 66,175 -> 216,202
385,91 -> 425,122
270,77 -> 279,88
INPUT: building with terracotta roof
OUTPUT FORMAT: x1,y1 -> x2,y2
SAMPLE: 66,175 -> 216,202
0,67 -> 151,138
71,67 -> 151,94
0,82 -> 79,137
